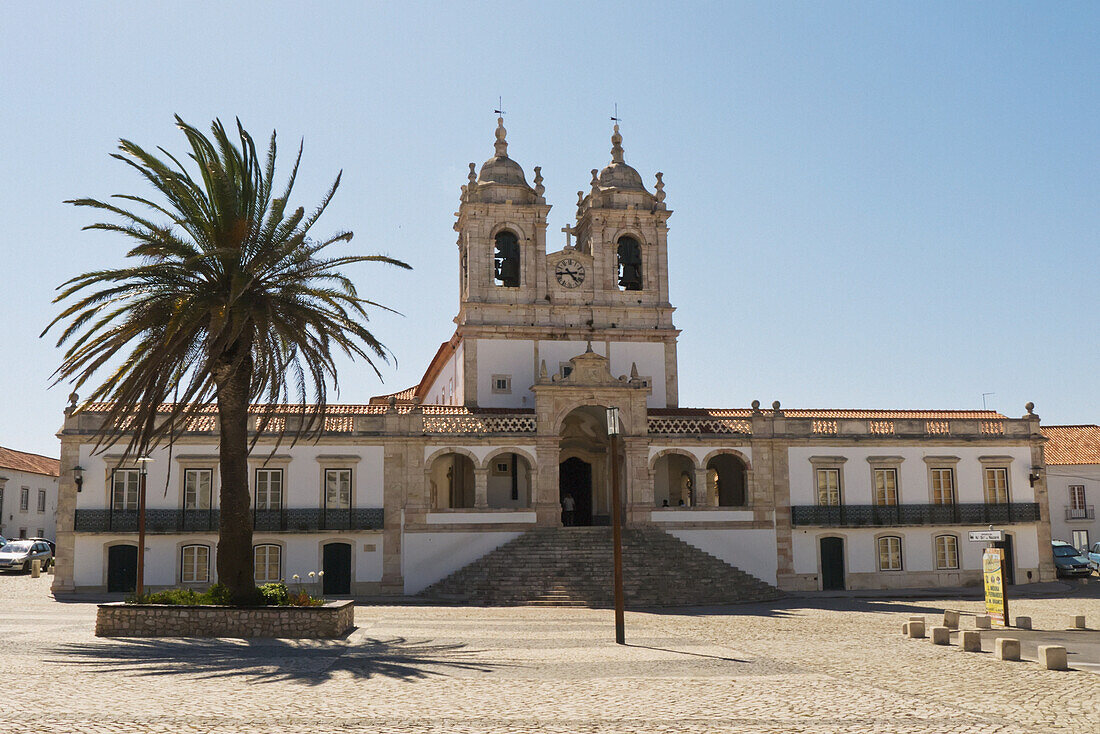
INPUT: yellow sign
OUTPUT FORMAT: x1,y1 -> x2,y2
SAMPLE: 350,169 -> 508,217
983,548 -> 1009,627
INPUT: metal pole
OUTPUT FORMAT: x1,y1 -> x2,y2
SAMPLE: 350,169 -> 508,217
136,465 -> 147,599
609,431 -> 625,645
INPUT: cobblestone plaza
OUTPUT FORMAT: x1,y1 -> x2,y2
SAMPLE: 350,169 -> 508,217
3,575 -> 1098,733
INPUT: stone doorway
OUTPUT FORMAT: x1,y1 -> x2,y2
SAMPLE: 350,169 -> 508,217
559,457 -> 592,526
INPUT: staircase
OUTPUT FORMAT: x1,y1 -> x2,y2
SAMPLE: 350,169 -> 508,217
419,526 -> 781,607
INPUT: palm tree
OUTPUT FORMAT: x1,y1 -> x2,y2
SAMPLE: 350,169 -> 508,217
44,117 -> 410,603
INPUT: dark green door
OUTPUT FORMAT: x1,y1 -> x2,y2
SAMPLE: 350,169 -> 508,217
820,537 -> 845,590
107,544 -> 137,593
322,542 -> 352,595
994,536 -> 1016,585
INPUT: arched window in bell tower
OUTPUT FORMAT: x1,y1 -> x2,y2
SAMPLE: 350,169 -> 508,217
616,236 -> 643,291
494,230 -> 520,288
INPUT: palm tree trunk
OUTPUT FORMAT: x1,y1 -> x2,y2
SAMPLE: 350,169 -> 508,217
214,341 -> 256,605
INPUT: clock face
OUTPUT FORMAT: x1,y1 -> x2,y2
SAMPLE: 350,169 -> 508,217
555,258 -> 585,288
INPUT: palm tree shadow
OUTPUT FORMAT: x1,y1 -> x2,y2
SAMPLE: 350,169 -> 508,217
51,634 -> 504,686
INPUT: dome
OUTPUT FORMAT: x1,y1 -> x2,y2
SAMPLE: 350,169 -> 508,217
596,124 -> 647,192
476,117 -> 531,188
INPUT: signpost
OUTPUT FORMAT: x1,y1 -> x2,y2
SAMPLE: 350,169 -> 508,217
982,547 -> 1009,627
969,530 -> 1004,543
606,406 -> 625,645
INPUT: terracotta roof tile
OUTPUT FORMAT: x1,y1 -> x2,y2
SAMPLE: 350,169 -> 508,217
368,386 -> 419,405
0,447 -> 60,477
1041,425 -> 1100,465
651,408 -> 1006,419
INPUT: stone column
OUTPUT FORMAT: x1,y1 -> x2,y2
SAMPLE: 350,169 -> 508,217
624,437 -> 652,525
51,435 -> 81,593
534,437 -> 561,526
693,467 -> 710,508
473,468 -> 489,509
380,441 -> 408,595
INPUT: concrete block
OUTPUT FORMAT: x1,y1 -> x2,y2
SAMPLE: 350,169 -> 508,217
994,638 -> 1020,661
901,622 -> 910,636
959,630 -> 982,652
31,559 -> 40,578
1038,645 -> 1068,670
907,621 -> 926,639
1072,615 -> 1086,629
942,610 -> 960,629
975,615 -> 992,629
908,615 -> 926,624
930,626 -> 950,645
1014,616 -> 1032,630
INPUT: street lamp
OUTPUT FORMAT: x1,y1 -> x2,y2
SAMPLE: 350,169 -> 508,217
134,456 -> 153,599
606,407 -> 625,645
72,465 -> 83,492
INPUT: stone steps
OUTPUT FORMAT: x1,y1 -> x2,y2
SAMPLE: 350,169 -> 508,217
420,526 -> 781,607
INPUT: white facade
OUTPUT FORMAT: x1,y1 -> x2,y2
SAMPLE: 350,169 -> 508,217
0,449 -> 59,542
1042,425 -> 1100,553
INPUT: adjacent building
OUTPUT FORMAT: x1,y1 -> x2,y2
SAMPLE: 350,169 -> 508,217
0,446 -> 60,541
1043,424 -> 1100,553
51,119 -> 1057,597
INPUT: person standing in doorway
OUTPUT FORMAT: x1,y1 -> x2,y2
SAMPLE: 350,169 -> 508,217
561,493 -> 576,526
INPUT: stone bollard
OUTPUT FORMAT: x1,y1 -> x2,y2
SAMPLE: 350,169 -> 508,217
942,610 -> 960,629
47,561 -> 54,575
908,615 -> 926,623
1038,645 -> 1068,670
1015,616 -> 1032,630
902,622 -> 910,636
1072,615 -> 1086,629
960,630 -> 983,652
995,638 -> 1021,661
975,615 -> 992,629
931,626 -> 950,645
31,559 -> 41,578
907,620 -> 926,639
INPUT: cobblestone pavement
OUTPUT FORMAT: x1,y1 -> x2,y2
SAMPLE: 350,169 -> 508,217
1,574 -> 1098,732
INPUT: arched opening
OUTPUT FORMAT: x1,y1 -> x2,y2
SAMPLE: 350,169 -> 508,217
558,406 -> 620,526
322,541 -> 352,595
494,230 -> 520,287
429,452 -> 476,509
616,235 -> 642,291
706,453 -> 747,507
106,543 -> 137,593
653,453 -> 695,507
485,452 -> 534,508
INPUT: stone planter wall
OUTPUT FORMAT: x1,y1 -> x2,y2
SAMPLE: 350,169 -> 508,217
95,600 -> 354,638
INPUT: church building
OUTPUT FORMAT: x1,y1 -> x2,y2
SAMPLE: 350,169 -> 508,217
51,119 -> 1056,600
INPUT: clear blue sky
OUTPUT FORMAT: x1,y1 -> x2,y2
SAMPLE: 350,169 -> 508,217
2,2 -> 1097,458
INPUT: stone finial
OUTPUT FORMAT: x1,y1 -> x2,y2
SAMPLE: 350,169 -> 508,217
584,340 -> 594,354
772,400 -> 781,411
1025,401 -> 1035,416
411,395 -> 423,414
751,399 -> 761,414
654,172 -> 666,204
533,166 -> 544,197
494,116 -> 508,157
386,395 -> 397,414
539,359 -> 548,379
611,123 -> 625,163
577,190 -> 585,208
630,362 -> 639,380
590,168 -> 600,195
467,162 -> 477,186
66,391 -> 79,415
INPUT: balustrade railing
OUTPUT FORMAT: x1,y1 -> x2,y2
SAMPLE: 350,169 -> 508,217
791,502 -> 1040,527
74,507 -> 384,533
1065,505 -> 1095,521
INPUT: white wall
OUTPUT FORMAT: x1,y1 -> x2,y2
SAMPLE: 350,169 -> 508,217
668,528 -> 777,585
402,530 -> 521,594
0,469 -> 58,540
423,340 -> 464,406
1047,463 -> 1100,549
475,338 -> 535,408
788,445 -> 1035,505
608,341 -> 666,408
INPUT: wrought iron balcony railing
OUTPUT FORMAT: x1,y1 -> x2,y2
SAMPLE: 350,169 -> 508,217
74,507 -> 384,533
791,502 -> 1041,527
1065,505 -> 1095,521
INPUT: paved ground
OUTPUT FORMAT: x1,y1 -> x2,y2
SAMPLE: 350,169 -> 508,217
1,574 -> 1098,733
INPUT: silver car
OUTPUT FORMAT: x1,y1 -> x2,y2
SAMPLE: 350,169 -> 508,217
0,540 -> 53,573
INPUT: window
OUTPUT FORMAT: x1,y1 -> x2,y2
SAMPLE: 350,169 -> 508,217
255,468 -> 284,510
181,544 -> 210,584
816,469 -> 841,506
325,469 -> 351,509
559,362 -> 574,379
1071,530 -> 1089,553
37,490 -> 46,513
493,231 -> 520,287
874,469 -> 898,506
253,544 -> 281,583
1070,485 -> 1086,510
112,469 -> 140,510
931,468 -> 955,505
18,528 -> 26,539
183,469 -> 212,510
0,487 -> 4,511
983,468 -> 1009,504
616,236 -> 643,291
491,374 -> 512,394
935,535 -> 959,570
877,536 -> 903,571
36,528 -> 44,538
20,488 -> 29,512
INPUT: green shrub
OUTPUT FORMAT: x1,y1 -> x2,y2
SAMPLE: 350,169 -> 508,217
127,581 -> 322,607
259,582 -> 290,606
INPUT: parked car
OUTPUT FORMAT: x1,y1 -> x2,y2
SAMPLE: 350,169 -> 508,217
1052,540 -> 1091,577
28,537 -> 56,556
0,540 -> 53,573
1087,542 -> 1100,574
0,535 -> 7,548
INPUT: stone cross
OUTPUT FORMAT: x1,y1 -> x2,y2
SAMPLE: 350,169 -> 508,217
561,224 -> 574,248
